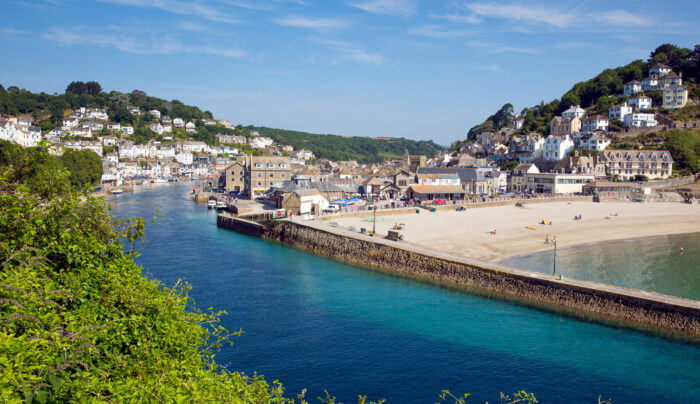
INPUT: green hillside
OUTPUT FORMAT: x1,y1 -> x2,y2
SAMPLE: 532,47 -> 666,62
249,126 -> 444,164
467,43 -> 700,139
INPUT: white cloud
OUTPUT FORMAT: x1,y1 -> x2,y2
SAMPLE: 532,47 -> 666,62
593,10 -> 654,26
471,63 -> 502,72
436,13 -> 482,24
97,0 -> 238,24
313,38 -> 386,65
349,0 -> 417,16
43,26 -> 246,58
554,41 -> 590,50
274,15 -> 349,30
407,24 -> 470,39
465,2 -> 576,28
0,28 -> 29,36
466,41 -> 539,54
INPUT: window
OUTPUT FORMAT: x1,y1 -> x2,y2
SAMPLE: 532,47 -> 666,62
269,173 -> 273,178
257,181 -> 261,186
281,173 -> 286,178
255,163 -> 262,168
257,173 -> 262,178
268,163 -> 274,168
280,163 -> 287,168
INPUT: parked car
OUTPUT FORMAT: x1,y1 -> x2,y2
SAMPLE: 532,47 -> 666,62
324,204 -> 340,213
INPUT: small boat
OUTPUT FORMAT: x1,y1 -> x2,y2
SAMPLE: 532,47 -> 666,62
216,201 -> 228,210
111,188 -> 123,194
207,200 -> 217,209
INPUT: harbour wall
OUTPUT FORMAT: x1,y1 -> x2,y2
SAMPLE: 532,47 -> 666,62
217,214 -> 700,340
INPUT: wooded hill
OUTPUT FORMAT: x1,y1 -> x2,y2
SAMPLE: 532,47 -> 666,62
467,43 -> 700,139
249,126 -> 444,164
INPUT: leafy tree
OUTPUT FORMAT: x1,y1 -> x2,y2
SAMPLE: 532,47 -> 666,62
66,81 -> 87,95
497,158 -> 519,171
59,148 -> 103,189
0,84 -> 5,93
112,106 -> 134,124
85,81 -> 102,96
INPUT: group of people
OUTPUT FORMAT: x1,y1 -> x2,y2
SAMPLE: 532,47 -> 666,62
545,234 -> 557,244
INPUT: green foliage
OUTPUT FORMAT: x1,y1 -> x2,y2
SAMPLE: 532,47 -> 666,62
467,104 -> 514,140
59,148 -> 103,189
497,158 -> 519,171
664,129 -> 700,173
250,126 -> 443,164
66,81 -> 102,96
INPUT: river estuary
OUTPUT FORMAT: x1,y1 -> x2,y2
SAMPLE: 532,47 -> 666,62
110,183 -> 700,403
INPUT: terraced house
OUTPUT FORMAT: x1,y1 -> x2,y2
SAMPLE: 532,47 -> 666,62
600,150 -> 674,180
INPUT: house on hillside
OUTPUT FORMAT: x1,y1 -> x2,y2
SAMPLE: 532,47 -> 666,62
624,80 -> 642,96
663,84 -> 688,109
628,95 -> 652,111
542,135 -> 575,161
578,133 -> 611,152
581,116 -> 608,132
649,63 -> 672,77
149,110 -> 161,119
550,116 -> 581,136
609,103 -> 633,121
562,105 -> 586,119
185,122 -> 197,133
623,112 -> 657,127
553,155 -> 606,176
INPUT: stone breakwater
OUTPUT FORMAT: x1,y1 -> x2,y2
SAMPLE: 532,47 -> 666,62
218,214 -> 700,340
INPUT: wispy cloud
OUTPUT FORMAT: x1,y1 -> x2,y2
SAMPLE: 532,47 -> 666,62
313,38 -> 386,65
434,13 -> 482,24
274,15 -> 349,31
407,24 -> 470,39
43,26 -> 246,58
349,0 -> 418,17
593,10 -> 654,26
465,2 -> 576,28
97,0 -> 238,24
0,28 -> 29,36
466,40 -> 539,54
471,63 -> 502,72
554,41 -> 590,50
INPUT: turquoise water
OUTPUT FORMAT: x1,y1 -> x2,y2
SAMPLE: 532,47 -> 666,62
501,234 -> 700,300
110,183 -> 700,403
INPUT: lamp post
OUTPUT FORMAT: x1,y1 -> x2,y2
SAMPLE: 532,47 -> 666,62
552,235 -> 557,277
373,204 -> 377,235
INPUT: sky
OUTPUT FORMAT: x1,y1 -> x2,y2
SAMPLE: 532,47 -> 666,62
1,0 -> 699,145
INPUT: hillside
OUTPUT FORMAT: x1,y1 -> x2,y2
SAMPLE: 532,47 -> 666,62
466,43 -> 700,139
249,126 -> 444,164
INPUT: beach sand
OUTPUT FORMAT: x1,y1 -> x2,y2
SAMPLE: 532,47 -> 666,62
330,201 -> 700,262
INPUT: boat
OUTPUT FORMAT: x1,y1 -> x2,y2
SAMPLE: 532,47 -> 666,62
111,188 -> 123,194
207,200 -> 217,209
216,201 -> 228,210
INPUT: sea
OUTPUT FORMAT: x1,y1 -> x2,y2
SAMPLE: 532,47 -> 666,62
110,182 -> 700,404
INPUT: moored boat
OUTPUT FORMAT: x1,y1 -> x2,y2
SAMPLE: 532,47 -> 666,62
216,201 -> 228,210
207,199 -> 217,209
111,188 -> 123,194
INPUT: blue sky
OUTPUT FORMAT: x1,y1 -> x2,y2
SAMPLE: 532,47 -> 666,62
1,0 -> 698,145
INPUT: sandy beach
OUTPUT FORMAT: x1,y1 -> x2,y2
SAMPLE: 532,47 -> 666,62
329,201 -> 700,262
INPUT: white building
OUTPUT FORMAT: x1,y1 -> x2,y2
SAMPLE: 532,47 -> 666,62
624,113 -> 657,127
102,136 -> 117,146
107,122 -> 121,132
649,63 -> 672,77
628,95 -> 652,111
523,172 -> 594,194
578,133 -> 611,152
175,152 -> 194,165
82,121 -> 104,131
173,117 -> 185,128
149,123 -> 164,135
623,80 -> 642,96
581,116 -> 608,132
86,109 -> 109,121
128,106 -> 141,115
121,126 -> 134,135
562,105 -> 586,119
149,110 -> 161,119
62,117 -> 80,129
609,103 -> 633,121
542,135 -> 575,161
185,122 -> 197,132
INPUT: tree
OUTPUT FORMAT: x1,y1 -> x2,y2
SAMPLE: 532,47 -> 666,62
66,81 -> 87,95
85,81 -> 102,96
0,84 -> 5,93
112,106 -> 134,124
59,148 -> 103,189
49,97 -> 69,124
130,89 -> 147,105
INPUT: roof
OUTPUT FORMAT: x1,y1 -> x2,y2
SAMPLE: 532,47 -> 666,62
363,177 -> 383,185
417,167 -> 486,182
408,185 -> 466,194
293,189 -> 322,197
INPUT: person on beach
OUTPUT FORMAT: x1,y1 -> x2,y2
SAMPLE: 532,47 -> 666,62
680,246 -> 684,254
545,234 -> 549,244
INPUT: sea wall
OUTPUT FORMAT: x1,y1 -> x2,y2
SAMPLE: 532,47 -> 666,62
217,214 -> 700,340
217,215 -> 266,237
